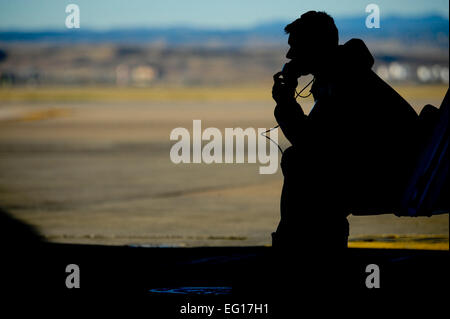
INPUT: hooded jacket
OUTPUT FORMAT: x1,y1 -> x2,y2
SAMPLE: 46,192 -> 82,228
274,38 -> 418,212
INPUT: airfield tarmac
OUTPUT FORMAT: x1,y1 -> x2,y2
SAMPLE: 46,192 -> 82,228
0,85 -> 448,249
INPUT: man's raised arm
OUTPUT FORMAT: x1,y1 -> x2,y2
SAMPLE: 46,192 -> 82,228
274,100 -> 307,147
272,71 -> 308,147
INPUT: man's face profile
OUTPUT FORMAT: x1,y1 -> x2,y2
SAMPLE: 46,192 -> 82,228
286,34 -> 298,60
285,31 -> 316,77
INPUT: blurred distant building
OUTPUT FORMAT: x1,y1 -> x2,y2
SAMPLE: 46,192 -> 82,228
376,62 -> 449,84
116,64 -> 157,87
389,62 -> 408,81
417,65 -> 449,84
131,65 -> 157,86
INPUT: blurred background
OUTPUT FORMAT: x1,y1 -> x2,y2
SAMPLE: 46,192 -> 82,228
0,0 -> 448,248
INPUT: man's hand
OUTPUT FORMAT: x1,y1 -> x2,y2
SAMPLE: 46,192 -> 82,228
272,71 -> 298,105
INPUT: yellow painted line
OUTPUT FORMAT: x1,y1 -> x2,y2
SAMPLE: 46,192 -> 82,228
0,84 -> 447,102
1,108 -> 73,123
348,241 -> 449,251
0,86 -> 272,102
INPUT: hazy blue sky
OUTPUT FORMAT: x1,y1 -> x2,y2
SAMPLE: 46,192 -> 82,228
0,0 -> 448,30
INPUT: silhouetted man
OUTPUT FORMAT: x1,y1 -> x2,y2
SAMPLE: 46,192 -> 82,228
271,11 -> 418,250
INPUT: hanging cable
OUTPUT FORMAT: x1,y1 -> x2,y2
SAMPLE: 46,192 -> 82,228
261,76 -> 315,154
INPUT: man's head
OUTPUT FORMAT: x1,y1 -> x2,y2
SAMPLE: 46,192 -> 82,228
285,11 -> 339,76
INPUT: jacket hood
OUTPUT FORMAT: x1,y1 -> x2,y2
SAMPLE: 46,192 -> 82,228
310,39 -> 374,100
337,38 -> 374,72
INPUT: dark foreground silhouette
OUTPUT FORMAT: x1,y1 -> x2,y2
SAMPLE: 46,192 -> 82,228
2,235 -> 449,311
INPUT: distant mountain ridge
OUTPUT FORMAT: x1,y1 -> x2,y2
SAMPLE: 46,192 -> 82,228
0,15 -> 448,48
